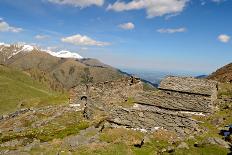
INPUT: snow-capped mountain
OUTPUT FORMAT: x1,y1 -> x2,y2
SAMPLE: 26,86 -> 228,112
0,43 -> 83,63
0,43 -> 37,63
44,50 -> 83,59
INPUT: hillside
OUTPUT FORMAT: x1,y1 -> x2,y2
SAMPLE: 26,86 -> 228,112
0,65 -> 68,115
0,43 -> 125,90
208,63 -> 232,83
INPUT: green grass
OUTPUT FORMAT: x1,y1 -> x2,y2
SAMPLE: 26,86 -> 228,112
0,112 -> 89,143
117,97 -> 136,108
218,83 -> 232,98
0,65 -> 68,115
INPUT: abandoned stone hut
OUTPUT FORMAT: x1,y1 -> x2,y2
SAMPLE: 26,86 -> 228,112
158,76 -> 218,112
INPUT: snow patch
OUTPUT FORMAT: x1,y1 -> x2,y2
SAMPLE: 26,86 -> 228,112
0,42 -> 83,60
0,42 -> 10,47
131,128 -> 148,133
21,45 -> 34,52
44,50 -> 83,59
179,111 -> 205,116
8,44 -> 35,59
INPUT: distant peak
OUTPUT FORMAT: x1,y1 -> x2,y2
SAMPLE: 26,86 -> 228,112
0,42 -> 83,60
43,49 -> 83,59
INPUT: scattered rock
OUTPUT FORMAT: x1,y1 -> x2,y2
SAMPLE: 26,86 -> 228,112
134,139 -> 144,148
160,146 -> 175,153
166,146 -> 175,153
161,148 -> 167,153
0,139 -> 23,148
199,137 -> 231,149
211,118 -> 224,127
23,139 -> 40,151
177,142 -> 189,149
62,126 -> 100,149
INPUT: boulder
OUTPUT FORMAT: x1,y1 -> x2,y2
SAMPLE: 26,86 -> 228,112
177,142 -> 189,149
201,137 -> 231,149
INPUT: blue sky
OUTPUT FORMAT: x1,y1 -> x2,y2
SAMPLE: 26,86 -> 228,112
0,0 -> 231,74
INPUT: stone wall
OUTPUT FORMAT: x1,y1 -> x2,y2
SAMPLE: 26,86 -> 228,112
159,76 -> 218,98
108,104 -> 199,136
134,90 -> 214,113
70,77 -> 144,106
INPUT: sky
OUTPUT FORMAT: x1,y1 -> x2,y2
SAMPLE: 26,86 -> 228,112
0,0 -> 231,74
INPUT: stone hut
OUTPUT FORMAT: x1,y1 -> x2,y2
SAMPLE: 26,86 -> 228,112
133,76 -> 218,113
159,76 -> 218,101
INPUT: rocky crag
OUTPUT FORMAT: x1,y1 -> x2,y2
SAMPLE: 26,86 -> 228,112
71,76 -> 218,136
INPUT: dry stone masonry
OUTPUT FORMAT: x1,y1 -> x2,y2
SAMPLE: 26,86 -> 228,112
72,76 -> 218,136
159,76 -> 218,101
134,76 -> 218,113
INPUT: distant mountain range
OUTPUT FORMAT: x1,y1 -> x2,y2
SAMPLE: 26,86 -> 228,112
0,42 -> 83,60
0,43 -> 124,90
120,68 -> 208,85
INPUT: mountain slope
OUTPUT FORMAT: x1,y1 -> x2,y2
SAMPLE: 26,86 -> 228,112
208,63 -> 232,83
0,43 -> 125,90
0,65 -> 68,115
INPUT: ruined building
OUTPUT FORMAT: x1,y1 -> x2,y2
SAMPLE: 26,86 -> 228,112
71,76 -> 218,136
135,76 -> 218,113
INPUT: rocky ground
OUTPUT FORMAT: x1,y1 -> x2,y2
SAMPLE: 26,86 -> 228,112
0,100 -> 231,154
0,82 -> 231,155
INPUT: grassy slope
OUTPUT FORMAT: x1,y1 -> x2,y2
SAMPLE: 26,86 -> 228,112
0,65 -> 68,115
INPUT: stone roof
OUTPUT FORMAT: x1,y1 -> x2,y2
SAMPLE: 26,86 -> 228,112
159,76 -> 218,96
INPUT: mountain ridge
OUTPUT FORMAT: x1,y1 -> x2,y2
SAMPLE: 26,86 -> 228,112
208,63 -> 232,83
0,43 -> 125,90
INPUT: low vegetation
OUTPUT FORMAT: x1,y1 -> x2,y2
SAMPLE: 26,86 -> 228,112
0,65 -> 68,115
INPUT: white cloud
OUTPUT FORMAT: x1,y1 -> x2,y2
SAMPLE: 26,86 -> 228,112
61,34 -> 110,46
157,27 -> 186,33
0,19 -> 23,33
35,35 -> 50,40
107,0 -> 189,18
218,34 -> 230,43
47,0 -> 104,8
119,22 -> 135,30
